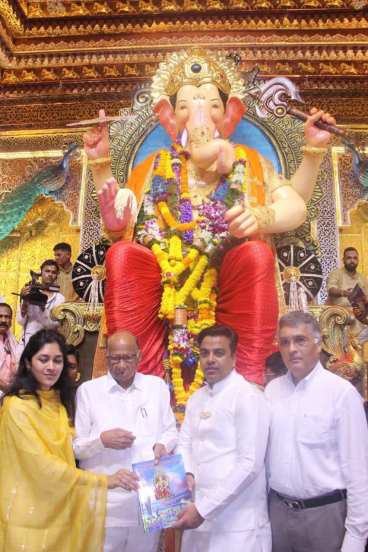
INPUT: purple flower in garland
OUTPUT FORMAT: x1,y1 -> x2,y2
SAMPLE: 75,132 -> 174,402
170,145 -> 194,243
198,201 -> 229,235
151,175 -> 170,202
212,176 -> 229,202
179,198 -> 193,243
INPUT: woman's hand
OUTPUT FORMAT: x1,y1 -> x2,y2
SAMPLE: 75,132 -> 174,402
107,469 -> 139,491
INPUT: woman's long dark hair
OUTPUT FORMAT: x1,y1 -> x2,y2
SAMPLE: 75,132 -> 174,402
6,329 -> 75,420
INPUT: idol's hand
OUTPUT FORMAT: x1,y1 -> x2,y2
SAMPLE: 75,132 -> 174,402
83,109 -> 110,160
225,204 -> 259,238
98,178 -> 137,233
304,108 -> 336,148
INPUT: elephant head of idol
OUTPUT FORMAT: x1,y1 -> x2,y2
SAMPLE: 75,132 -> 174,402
151,50 -> 247,174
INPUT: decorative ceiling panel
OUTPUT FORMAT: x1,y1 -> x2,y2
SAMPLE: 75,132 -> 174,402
0,0 -> 367,129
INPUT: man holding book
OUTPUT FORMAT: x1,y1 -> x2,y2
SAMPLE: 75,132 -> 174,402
73,330 -> 178,552
174,324 -> 271,552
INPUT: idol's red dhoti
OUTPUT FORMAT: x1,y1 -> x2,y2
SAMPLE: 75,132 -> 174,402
105,241 -> 166,378
104,239 -> 278,385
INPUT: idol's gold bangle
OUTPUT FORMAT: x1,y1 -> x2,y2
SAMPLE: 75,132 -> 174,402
249,206 -> 276,230
88,156 -> 111,166
301,145 -> 329,156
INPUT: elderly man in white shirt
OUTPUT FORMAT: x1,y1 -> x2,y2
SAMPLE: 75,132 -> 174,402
174,324 -> 271,552
73,330 -> 178,552
266,310 -> 368,552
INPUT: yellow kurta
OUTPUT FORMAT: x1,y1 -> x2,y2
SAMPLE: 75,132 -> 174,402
0,391 -> 107,552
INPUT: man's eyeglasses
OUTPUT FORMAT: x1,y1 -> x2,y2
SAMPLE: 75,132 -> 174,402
278,336 -> 319,348
107,354 -> 139,365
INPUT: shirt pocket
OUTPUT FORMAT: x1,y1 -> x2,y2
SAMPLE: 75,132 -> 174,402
298,412 -> 331,447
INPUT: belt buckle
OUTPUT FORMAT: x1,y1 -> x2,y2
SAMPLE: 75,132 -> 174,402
284,499 -> 303,510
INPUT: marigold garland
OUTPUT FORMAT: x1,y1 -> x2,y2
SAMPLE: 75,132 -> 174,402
142,143 -> 249,407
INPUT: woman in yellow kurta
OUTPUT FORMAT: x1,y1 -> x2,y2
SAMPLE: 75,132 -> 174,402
0,329 -> 125,552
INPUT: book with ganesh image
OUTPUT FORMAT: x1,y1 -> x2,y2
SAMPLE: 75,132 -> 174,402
132,454 -> 192,533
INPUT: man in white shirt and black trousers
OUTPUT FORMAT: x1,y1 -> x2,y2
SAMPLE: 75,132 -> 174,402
266,310 -> 368,552
174,324 -> 271,552
73,330 -> 178,552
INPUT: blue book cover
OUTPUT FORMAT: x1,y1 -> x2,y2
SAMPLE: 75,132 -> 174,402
132,454 -> 192,533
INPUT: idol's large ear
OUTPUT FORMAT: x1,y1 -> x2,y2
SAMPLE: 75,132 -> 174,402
152,98 -> 178,141
220,96 -> 246,138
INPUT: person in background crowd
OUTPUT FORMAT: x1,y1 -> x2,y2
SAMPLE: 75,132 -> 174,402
327,248 -> 368,306
266,311 -> 368,552
0,303 -> 18,396
264,351 -> 287,386
54,242 -> 79,302
327,247 -> 368,343
73,330 -> 178,552
66,344 -> 81,384
17,259 -> 65,352
0,329 -> 129,552
175,325 -> 271,552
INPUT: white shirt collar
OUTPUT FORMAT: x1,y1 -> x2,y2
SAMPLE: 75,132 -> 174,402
105,371 -> 144,393
286,361 -> 323,388
205,368 -> 238,396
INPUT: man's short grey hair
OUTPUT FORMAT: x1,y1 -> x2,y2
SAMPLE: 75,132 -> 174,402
278,311 -> 322,342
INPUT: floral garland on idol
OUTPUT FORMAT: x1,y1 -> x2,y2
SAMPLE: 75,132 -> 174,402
138,143 -> 248,411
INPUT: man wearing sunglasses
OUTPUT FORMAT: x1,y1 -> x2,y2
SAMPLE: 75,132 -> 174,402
73,330 -> 178,552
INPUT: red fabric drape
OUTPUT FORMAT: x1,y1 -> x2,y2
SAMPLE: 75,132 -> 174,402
216,240 -> 278,385
104,239 -> 278,384
104,241 -> 166,377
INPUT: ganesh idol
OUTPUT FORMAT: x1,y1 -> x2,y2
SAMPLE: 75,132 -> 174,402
84,50 -> 335,407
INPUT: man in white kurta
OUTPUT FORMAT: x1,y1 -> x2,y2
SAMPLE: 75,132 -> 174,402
17,260 -> 64,352
73,330 -> 178,552
266,311 -> 368,552
174,325 -> 271,552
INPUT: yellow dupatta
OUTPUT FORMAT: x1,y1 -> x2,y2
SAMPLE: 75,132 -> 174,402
0,392 -> 107,552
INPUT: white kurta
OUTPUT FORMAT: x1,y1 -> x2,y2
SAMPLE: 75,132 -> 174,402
265,362 -> 368,552
178,369 -> 271,552
16,291 -> 65,349
73,371 -> 178,528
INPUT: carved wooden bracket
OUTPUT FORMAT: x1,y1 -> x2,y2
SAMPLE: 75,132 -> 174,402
51,302 -> 103,347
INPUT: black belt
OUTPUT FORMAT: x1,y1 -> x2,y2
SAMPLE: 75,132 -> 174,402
272,488 -> 347,510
